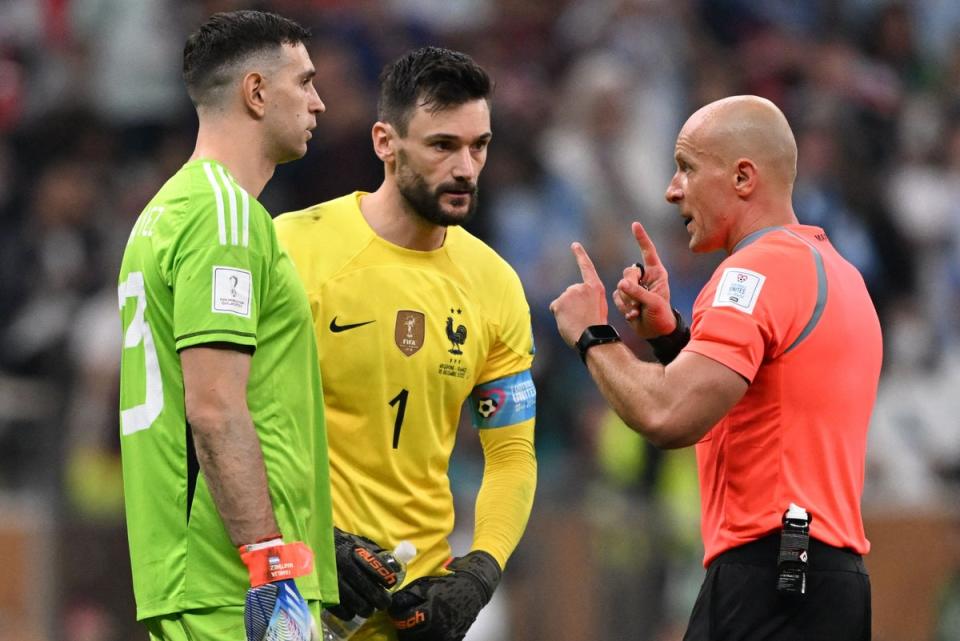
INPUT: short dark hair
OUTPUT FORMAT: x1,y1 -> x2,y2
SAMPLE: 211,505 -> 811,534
378,47 -> 492,136
183,10 -> 310,107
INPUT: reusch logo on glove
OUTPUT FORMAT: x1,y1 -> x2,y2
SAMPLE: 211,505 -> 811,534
356,547 -> 398,587
394,610 -> 427,630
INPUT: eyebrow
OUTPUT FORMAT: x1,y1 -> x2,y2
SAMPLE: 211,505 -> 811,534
423,132 -> 492,143
298,68 -> 316,82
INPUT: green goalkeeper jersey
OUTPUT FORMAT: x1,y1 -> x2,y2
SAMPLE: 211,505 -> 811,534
117,159 -> 337,620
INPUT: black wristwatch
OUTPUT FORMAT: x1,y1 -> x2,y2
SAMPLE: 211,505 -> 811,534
575,325 -> 621,363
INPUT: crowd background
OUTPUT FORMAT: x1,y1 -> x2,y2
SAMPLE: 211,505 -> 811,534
0,0 -> 958,640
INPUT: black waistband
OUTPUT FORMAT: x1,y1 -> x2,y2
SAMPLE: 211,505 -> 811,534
711,533 -> 867,574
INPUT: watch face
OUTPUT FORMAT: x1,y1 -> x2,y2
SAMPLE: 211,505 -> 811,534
586,325 -> 619,341
577,325 -> 621,361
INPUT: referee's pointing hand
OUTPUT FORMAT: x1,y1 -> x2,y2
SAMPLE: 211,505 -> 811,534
613,222 -> 678,339
549,242 -> 609,347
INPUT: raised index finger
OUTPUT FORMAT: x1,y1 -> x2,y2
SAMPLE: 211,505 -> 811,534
571,242 -> 602,287
632,222 -> 663,269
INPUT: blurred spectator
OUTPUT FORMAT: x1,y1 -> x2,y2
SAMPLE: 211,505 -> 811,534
1,158 -> 105,375
70,0 -> 189,136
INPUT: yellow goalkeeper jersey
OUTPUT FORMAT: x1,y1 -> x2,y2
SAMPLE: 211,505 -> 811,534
275,193 -> 536,596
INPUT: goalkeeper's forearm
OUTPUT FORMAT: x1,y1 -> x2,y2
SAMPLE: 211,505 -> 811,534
183,346 -> 279,547
473,421 -> 537,569
189,408 -> 280,545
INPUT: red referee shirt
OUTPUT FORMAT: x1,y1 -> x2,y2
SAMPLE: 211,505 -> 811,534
685,224 -> 882,567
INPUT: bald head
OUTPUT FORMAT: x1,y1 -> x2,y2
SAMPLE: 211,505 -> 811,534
682,95 -> 797,190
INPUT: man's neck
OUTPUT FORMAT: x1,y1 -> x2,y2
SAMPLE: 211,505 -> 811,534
190,118 -> 275,198
726,198 -> 798,254
359,183 -> 447,251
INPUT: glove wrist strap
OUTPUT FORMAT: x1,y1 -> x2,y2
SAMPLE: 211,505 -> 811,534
449,550 -> 502,602
240,540 -> 314,587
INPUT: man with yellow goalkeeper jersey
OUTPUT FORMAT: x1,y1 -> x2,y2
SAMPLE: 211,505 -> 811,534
275,47 -> 537,641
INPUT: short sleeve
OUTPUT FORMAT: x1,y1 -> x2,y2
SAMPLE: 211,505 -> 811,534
684,244 -> 816,383
172,245 -> 269,351
167,190 -> 272,352
686,282 -> 768,382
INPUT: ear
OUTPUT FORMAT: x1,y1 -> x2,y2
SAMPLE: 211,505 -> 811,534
372,121 -> 397,163
242,72 -> 267,118
733,158 -> 757,197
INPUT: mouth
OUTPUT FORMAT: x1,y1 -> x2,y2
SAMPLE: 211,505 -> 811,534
443,195 -> 470,210
682,214 -> 693,229
440,188 -> 475,207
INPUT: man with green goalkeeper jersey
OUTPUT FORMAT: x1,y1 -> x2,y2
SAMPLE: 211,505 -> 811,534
116,10 -> 360,641
118,155 -> 336,617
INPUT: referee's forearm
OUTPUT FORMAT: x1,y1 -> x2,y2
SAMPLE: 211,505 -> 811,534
586,345 -> 746,449
584,341 -> 679,448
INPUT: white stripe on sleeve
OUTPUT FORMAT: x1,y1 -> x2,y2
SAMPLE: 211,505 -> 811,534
202,162 -> 227,245
216,165 -> 239,246
239,185 -> 250,247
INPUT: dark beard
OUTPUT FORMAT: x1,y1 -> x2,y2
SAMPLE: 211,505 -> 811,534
396,154 -> 478,227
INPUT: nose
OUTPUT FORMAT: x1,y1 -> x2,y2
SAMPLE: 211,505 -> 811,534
451,146 -> 477,182
310,86 -> 325,114
665,174 -> 682,203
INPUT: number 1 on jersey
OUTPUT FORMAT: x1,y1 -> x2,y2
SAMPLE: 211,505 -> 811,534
389,388 -> 409,449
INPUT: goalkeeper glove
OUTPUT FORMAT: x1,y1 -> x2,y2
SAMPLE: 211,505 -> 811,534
387,550 -> 501,641
326,527 -> 398,621
240,536 -> 317,641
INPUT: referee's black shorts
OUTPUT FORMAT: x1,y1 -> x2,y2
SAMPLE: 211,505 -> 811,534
682,534 -> 871,641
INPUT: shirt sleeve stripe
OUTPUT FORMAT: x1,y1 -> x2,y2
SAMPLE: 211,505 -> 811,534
240,184 -> 250,247
202,162 -> 227,245
216,165 -> 239,246
175,329 -> 257,341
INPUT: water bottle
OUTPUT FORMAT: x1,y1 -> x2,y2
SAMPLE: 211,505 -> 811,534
321,540 -> 417,640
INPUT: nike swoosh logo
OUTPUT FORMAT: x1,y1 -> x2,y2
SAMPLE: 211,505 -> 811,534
329,317 -> 376,333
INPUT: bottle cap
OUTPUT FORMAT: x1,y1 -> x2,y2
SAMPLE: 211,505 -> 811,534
786,502 -> 808,521
393,540 -> 417,564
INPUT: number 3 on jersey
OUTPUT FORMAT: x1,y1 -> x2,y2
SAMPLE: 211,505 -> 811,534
118,271 -> 164,435
389,388 -> 408,449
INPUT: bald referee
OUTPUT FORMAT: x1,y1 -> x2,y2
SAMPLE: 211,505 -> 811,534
551,95 -> 880,640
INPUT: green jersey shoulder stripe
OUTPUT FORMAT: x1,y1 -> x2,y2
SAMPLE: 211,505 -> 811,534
201,161 -> 250,247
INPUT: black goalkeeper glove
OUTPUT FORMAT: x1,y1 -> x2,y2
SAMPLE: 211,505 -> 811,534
327,527 -> 397,620
388,550 -> 501,641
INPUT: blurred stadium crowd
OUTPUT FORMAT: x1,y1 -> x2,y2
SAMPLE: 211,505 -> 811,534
0,1 -> 959,640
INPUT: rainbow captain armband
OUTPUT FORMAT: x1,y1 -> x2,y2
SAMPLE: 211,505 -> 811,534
469,371 -> 536,428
